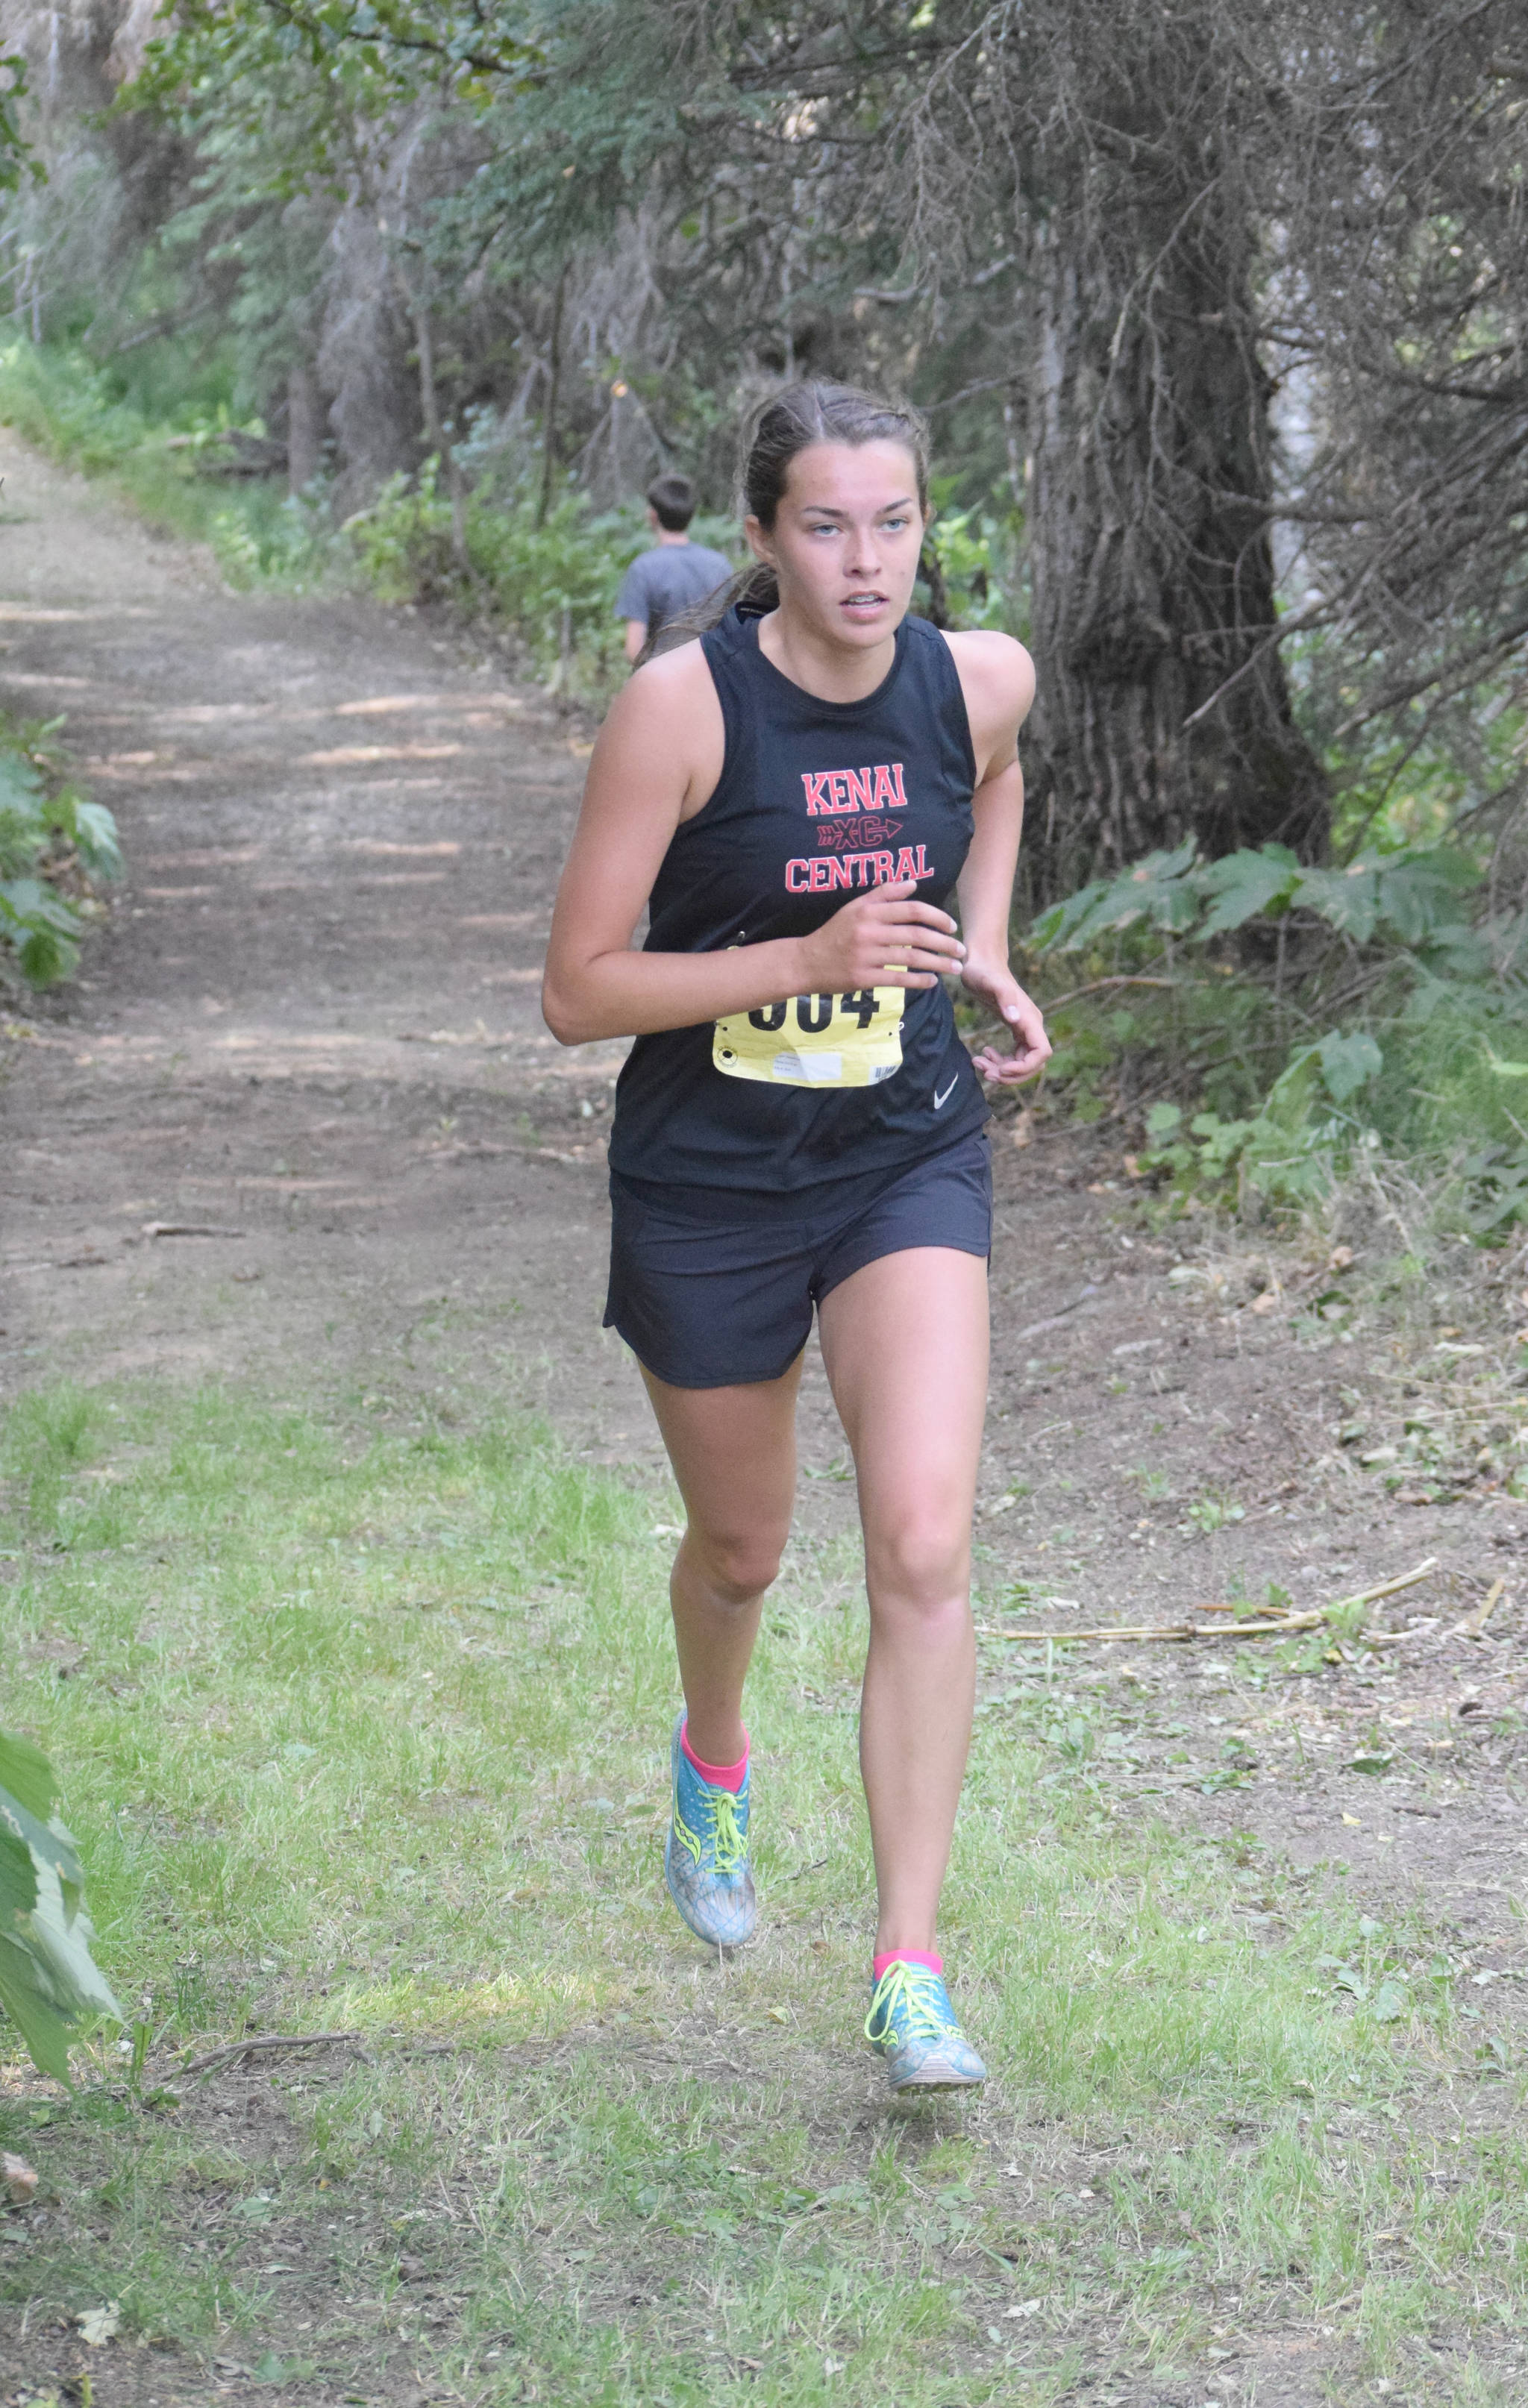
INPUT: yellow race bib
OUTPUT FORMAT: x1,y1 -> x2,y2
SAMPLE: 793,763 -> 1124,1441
713,988 -> 904,1088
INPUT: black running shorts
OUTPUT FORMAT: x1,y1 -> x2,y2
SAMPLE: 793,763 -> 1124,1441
603,1126 -> 992,1389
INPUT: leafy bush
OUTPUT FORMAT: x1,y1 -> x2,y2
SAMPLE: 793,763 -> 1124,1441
0,341 -> 325,586
0,715 -> 122,988
924,503 -> 1024,634
1024,837 -> 1528,1238
0,339 -> 148,472
1032,836 -> 1489,959
0,1727 -> 120,2081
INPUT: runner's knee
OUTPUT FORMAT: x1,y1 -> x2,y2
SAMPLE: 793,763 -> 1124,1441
866,1515 -> 970,1620
682,1524 -> 783,1607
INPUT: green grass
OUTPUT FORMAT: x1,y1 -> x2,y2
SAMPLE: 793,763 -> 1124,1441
1,1378 -> 1526,2401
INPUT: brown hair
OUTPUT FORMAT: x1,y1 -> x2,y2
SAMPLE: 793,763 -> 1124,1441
646,471 -> 697,531
646,380 -> 931,656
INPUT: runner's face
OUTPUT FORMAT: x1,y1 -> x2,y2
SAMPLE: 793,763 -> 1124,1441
746,441 -> 925,650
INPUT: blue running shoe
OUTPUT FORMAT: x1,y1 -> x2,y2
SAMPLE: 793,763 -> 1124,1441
663,1715 -> 757,1949
865,1960 -> 987,2091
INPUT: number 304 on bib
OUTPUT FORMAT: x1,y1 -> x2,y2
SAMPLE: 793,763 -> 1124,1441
713,989 -> 904,1088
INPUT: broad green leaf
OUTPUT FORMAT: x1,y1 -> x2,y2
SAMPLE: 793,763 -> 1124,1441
0,1731 -> 121,2081
1030,880 -> 1111,952
0,748 -> 44,809
0,876 -> 81,937
69,801 -> 124,880
0,1774 -> 87,1896
1032,841 -> 1198,951
1259,1047 -> 1322,1135
1289,865 -> 1380,944
17,925 -> 79,988
0,1828 -> 37,1926
0,1730 -> 59,1822
1194,847 -> 1300,935
1374,849 -> 1480,944
1315,1030 -> 1383,1103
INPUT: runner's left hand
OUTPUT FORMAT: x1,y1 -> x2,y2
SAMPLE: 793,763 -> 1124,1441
960,958 -> 1050,1084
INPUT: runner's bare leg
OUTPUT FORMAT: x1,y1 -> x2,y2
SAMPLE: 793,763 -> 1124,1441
639,1354 -> 803,1766
818,1247 -> 988,1956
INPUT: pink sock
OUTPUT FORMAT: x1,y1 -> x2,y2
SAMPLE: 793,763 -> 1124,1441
680,1719 -> 748,1793
873,1948 -> 943,1982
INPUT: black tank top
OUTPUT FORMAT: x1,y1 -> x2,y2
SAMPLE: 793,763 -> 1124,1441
608,605 -> 989,1193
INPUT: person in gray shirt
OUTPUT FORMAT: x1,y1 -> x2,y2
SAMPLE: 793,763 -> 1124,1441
616,474 -> 734,663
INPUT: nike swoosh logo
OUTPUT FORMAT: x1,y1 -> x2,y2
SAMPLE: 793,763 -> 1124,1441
933,1076 -> 959,1111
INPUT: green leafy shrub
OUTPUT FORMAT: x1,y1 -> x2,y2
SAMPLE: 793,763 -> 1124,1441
0,1727 -> 120,2081
0,342 -> 325,582
0,339 -> 148,472
924,504 -> 1024,633
1026,837 -> 1528,1237
0,715 -> 122,988
1031,836 -> 1487,958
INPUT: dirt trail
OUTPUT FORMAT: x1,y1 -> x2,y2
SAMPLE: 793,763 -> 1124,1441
1,430 -> 1525,1972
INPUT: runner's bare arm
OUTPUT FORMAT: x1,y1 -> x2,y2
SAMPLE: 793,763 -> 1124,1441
945,633 -> 1050,1085
542,645 -> 968,1045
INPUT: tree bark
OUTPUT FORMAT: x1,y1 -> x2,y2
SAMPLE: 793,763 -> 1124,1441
286,363 -> 321,498
537,264 -> 568,527
1016,31 -> 1329,900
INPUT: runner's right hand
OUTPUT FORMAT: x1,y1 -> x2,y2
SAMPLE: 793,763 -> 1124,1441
792,878 -> 966,993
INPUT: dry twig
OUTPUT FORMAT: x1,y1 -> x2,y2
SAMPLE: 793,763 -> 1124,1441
181,2030 -> 364,2078
976,1559 -> 1437,1647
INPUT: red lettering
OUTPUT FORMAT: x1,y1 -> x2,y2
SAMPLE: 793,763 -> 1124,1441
844,768 -> 874,812
825,771 -> 851,813
914,844 -> 930,877
872,763 -> 898,810
824,857 -> 853,891
854,854 -> 876,887
801,772 -> 830,816
891,762 -> 909,806
895,847 -> 918,881
809,858 -> 833,891
786,859 -> 810,891
874,851 -> 895,883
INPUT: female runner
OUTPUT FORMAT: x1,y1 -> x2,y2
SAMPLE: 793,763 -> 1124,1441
542,383 -> 1048,2091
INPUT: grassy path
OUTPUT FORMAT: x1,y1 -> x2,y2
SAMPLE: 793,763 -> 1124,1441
3,1382 -> 1526,2406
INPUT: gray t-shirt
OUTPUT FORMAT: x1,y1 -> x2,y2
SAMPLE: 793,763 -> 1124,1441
615,542 -> 734,637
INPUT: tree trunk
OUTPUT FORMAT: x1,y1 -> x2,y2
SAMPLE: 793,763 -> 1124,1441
392,266 -> 467,564
1020,58 -> 1328,900
537,265 -> 568,527
286,364 -> 321,498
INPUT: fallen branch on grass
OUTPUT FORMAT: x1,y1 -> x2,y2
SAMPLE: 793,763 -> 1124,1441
975,1558 -> 1437,1647
181,2029 -> 363,2077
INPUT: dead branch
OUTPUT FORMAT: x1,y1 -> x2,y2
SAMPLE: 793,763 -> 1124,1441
181,2030 -> 365,2078
976,1558 -> 1438,1647
1040,975 -> 1186,1012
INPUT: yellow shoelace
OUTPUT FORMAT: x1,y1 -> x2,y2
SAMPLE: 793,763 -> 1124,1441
864,1960 -> 958,2045
674,1779 -> 747,1875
